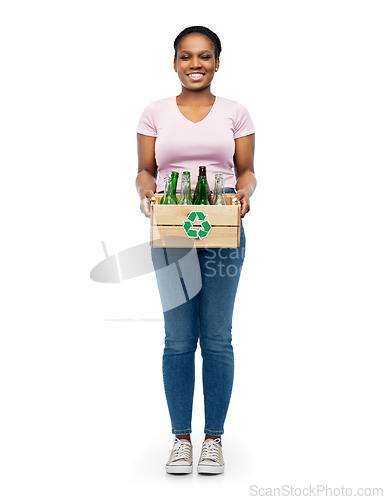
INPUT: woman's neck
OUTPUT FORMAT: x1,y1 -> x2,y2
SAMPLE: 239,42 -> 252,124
177,86 -> 216,106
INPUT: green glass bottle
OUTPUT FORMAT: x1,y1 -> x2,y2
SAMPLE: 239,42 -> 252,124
193,176 -> 201,205
163,173 -> 177,204
193,175 -> 201,204
193,167 -> 205,203
193,166 -> 211,204
170,172 -> 179,203
194,177 -> 210,205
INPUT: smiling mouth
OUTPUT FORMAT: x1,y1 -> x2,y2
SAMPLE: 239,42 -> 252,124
187,73 -> 205,81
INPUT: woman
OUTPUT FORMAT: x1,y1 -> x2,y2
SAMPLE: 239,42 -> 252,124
135,26 -> 256,474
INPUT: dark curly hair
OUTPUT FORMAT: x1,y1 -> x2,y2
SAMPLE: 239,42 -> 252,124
174,26 -> 222,60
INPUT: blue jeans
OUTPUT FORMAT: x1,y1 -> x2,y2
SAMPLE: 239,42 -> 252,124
151,189 -> 246,436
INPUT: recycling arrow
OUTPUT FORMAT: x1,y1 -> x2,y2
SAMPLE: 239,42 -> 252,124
183,211 -> 212,239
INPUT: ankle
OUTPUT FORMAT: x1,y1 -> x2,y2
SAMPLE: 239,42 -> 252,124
205,434 -> 221,444
176,434 -> 191,442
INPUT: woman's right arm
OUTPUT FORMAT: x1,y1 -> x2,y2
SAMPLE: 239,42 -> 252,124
135,133 -> 157,218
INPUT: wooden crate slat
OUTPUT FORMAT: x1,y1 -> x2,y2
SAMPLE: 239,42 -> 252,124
151,205 -> 239,226
153,193 -> 235,204
151,226 -> 239,248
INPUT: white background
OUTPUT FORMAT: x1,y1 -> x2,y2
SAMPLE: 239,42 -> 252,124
1,0 -> 383,498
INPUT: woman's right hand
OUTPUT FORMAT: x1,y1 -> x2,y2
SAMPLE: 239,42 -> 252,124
140,190 -> 156,218
136,134 -> 157,218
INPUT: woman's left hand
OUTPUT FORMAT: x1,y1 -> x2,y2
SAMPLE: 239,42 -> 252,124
233,134 -> 256,219
234,189 -> 250,218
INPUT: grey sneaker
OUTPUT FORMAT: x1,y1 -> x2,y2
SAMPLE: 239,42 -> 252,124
165,437 -> 193,474
197,438 -> 225,474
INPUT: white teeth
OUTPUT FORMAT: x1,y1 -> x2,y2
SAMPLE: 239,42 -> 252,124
189,73 -> 204,77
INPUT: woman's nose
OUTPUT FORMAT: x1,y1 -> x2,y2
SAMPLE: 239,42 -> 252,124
190,56 -> 201,68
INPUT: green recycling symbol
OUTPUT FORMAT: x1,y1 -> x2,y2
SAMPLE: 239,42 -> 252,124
183,211 -> 212,239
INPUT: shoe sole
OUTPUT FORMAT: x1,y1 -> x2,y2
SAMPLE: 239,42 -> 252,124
197,464 -> 224,474
166,464 -> 193,474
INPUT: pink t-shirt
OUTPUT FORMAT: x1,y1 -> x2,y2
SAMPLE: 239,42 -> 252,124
136,96 -> 255,192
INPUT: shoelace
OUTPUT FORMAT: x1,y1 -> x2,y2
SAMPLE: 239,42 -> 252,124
170,438 -> 191,461
200,438 -> 221,461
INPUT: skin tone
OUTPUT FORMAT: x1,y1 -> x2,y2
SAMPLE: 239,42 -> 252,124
135,32 -> 257,446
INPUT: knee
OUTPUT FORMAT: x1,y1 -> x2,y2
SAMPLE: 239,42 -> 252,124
164,333 -> 198,355
200,332 -> 233,356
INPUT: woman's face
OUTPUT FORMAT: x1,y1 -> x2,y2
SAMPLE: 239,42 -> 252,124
174,33 -> 219,92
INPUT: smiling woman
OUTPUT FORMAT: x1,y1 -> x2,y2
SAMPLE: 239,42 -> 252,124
174,33 -> 218,90
173,28 -> 220,124
134,25 -> 257,476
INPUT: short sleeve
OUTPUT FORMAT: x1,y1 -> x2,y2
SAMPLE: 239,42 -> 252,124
136,101 -> 157,137
233,103 -> 255,139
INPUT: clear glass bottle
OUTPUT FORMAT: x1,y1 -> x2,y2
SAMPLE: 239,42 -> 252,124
184,171 -> 192,201
178,173 -> 192,205
212,172 -> 220,205
214,174 -> 227,205
160,172 -> 171,204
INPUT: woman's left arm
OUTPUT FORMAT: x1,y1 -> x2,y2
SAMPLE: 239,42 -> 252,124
234,133 -> 257,218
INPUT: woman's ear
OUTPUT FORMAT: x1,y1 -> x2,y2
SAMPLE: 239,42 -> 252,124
215,58 -> 220,72
173,59 -> 177,72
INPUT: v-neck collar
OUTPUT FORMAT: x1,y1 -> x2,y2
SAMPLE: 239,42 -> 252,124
174,96 -> 218,125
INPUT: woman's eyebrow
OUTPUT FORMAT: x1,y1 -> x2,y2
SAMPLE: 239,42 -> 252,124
179,49 -> 213,54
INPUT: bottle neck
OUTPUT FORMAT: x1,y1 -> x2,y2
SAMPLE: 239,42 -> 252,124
198,167 -> 207,178
180,179 -> 188,197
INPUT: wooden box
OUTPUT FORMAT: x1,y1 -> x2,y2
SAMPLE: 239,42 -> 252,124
150,194 -> 240,248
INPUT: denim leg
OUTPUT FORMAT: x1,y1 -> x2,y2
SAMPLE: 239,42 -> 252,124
161,297 -> 199,434
151,247 -> 199,435
198,223 -> 246,435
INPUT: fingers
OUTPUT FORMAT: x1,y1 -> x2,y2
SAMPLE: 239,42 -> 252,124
240,201 -> 250,218
140,191 -> 156,218
140,197 -> 151,218
235,190 -> 250,218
